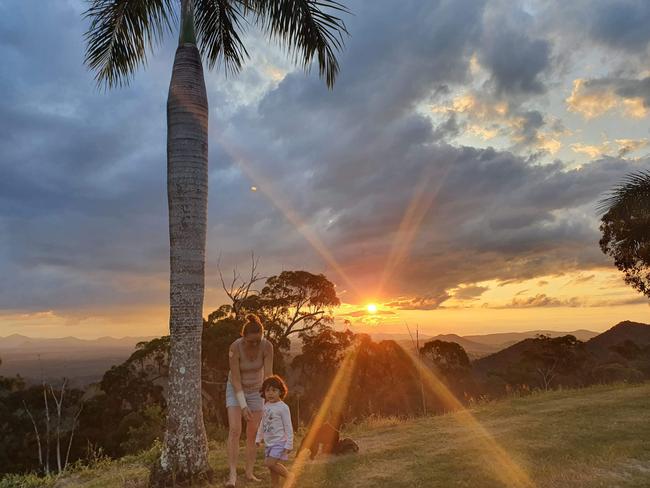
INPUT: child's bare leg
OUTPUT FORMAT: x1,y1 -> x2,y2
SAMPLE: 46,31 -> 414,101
272,462 -> 289,478
265,458 -> 289,478
270,469 -> 280,488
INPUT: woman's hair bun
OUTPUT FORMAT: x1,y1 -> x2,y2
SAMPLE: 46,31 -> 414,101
241,313 -> 264,336
246,313 -> 262,325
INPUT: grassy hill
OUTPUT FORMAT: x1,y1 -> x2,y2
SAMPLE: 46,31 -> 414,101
10,382 -> 650,488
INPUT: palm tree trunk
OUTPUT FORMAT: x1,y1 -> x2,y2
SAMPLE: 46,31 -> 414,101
150,0 -> 212,484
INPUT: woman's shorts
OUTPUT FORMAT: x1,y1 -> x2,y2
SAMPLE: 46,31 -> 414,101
265,443 -> 289,461
225,381 -> 264,412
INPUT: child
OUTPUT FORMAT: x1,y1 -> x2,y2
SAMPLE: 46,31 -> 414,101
256,375 -> 294,488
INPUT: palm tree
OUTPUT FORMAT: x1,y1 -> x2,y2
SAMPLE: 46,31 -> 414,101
84,1 -> 349,484
598,170 -> 650,298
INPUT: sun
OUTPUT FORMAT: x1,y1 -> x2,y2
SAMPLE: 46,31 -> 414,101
366,303 -> 378,314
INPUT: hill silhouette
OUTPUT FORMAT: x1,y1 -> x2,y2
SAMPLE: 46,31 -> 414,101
472,321 -> 650,390
463,329 -> 598,347
585,320 -> 650,354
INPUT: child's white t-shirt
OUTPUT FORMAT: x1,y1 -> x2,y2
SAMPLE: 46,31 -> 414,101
255,400 -> 294,450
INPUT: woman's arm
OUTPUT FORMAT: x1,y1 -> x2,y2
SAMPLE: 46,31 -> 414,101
229,341 -> 251,418
263,340 -> 274,378
229,342 -> 243,392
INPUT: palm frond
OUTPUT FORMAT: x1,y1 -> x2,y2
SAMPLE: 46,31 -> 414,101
251,0 -> 350,88
84,0 -> 176,89
194,0 -> 250,74
598,170 -> 650,216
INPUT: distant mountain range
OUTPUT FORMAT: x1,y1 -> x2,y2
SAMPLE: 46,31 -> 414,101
473,321 -> 650,379
0,334 -> 156,351
369,329 -> 600,359
0,334 -> 155,386
0,327 -> 618,385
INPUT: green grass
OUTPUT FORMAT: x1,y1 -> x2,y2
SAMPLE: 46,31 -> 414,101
5,383 -> 650,487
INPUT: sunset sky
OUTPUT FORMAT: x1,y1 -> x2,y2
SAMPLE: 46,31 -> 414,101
1,0 -> 649,339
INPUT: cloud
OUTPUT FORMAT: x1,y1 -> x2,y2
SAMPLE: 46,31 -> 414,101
490,288 -> 647,309
477,24 -> 551,96
591,296 -> 649,307
570,274 -> 596,284
566,78 -> 650,119
385,293 -> 453,311
571,138 -> 649,158
587,0 -> 650,53
340,309 -> 396,318
453,285 -> 489,301
537,1 -> 650,58
501,293 -> 583,308
433,93 -> 566,154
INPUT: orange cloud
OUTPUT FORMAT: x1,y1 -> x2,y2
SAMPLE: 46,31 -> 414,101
567,78 -> 648,119
431,92 -> 565,154
571,138 -> 648,158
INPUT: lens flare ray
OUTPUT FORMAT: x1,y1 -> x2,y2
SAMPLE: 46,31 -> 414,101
214,134 -> 362,298
375,162 -> 453,300
395,341 -> 535,488
285,345 -> 360,488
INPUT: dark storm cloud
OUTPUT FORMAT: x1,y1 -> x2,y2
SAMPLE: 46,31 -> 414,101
588,0 -> 650,53
0,1 -> 194,309
614,77 -> 650,106
539,0 -> 650,67
478,27 -> 551,96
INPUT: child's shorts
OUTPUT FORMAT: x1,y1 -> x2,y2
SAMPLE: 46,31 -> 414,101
265,443 -> 289,461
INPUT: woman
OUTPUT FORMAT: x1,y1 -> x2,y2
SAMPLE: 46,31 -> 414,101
226,314 -> 274,487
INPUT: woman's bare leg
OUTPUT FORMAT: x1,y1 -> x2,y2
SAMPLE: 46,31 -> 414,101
227,407 -> 242,485
245,409 -> 263,480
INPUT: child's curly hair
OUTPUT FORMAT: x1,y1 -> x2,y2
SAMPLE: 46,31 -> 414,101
260,375 -> 288,400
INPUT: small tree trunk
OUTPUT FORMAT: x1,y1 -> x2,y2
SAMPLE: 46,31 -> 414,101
43,383 -> 51,475
64,403 -> 84,472
150,1 -> 212,485
23,401 -> 43,470
50,382 -> 66,473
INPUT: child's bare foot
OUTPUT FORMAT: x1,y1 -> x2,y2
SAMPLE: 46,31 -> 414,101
245,473 -> 262,482
283,472 -> 297,488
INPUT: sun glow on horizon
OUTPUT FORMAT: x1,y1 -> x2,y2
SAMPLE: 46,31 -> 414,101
367,303 -> 378,313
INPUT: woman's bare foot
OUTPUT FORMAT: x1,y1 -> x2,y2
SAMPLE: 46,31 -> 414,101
245,473 -> 262,482
225,472 -> 237,487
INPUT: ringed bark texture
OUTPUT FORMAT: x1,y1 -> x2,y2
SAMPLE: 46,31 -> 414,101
151,43 -> 212,486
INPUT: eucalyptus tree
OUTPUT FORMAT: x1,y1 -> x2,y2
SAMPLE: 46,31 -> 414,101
83,0 -> 349,484
599,171 -> 650,299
